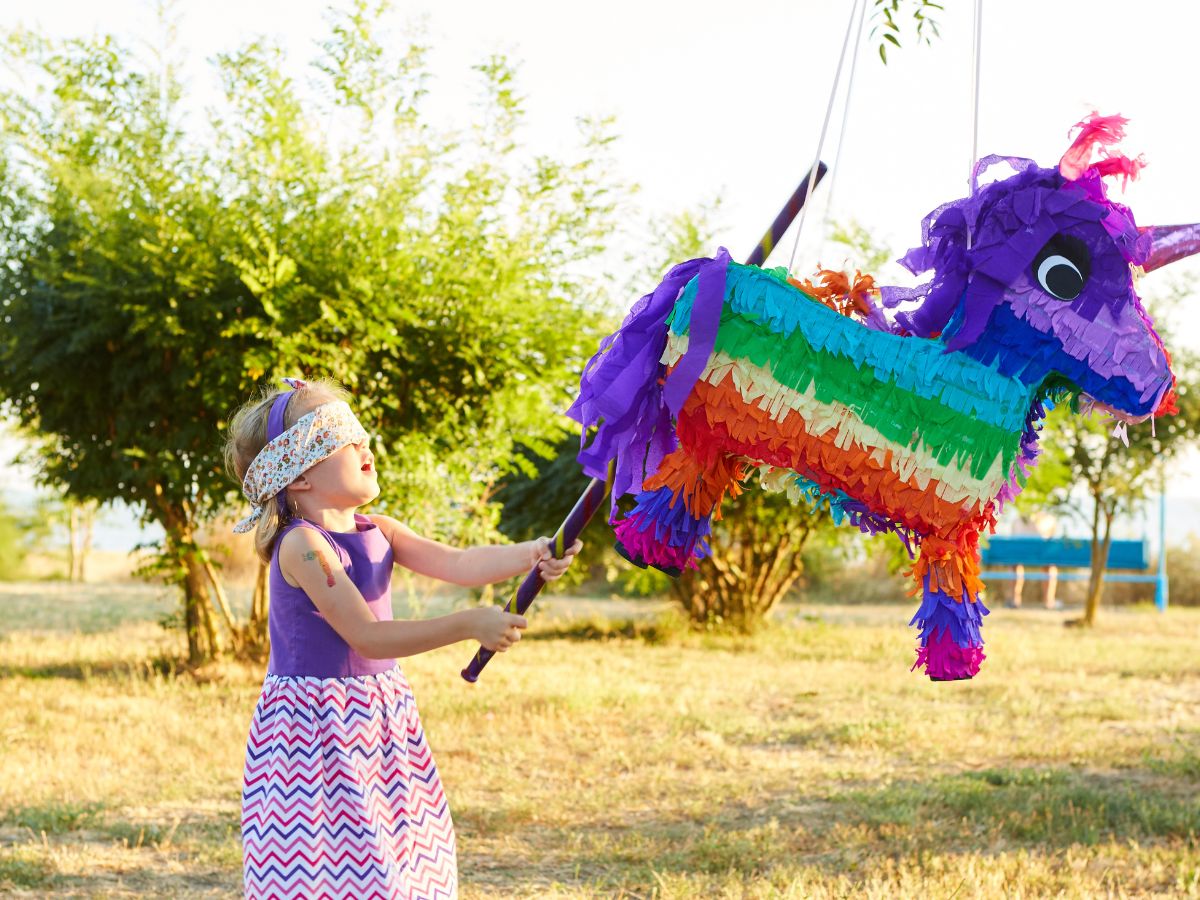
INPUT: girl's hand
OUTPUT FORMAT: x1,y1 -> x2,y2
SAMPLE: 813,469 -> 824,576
530,537 -> 583,581
469,606 -> 527,652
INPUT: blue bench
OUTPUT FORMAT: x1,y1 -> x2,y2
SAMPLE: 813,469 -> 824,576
980,535 -> 1168,610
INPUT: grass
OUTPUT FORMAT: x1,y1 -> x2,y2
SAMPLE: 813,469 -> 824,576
0,581 -> 1198,897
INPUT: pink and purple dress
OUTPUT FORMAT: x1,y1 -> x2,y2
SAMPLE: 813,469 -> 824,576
241,514 -> 458,899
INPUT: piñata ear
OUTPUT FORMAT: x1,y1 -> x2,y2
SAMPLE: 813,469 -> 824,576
1090,154 -> 1147,188
1059,111 -> 1142,182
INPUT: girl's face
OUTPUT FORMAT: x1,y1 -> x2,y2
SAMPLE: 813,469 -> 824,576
290,440 -> 379,510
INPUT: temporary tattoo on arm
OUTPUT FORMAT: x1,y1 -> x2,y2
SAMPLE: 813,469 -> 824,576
303,550 -> 336,587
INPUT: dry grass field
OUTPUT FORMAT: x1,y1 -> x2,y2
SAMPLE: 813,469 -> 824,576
0,581 -> 1197,898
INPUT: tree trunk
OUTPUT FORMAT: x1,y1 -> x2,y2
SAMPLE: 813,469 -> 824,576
246,561 -> 270,655
78,502 -> 94,582
180,543 -> 222,664
67,503 -> 78,582
669,502 -> 809,632
1083,505 -> 1115,627
202,556 -> 240,642
155,490 -> 223,664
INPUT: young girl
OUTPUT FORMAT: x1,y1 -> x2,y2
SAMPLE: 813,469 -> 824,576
224,377 -> 581,900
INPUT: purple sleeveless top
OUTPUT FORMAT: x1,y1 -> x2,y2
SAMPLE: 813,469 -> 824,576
267,513 -> 397,678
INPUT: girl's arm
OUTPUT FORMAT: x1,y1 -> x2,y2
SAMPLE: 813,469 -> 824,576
278,527 -> 525,659
368,514 -> 581,587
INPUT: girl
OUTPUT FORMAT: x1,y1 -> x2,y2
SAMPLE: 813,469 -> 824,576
224,377 -> 581,900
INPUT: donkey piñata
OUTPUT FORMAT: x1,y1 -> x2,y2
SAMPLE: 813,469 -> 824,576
568,114 -> 1200,680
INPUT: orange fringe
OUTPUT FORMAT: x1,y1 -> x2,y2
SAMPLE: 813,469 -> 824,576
907,546 -> 985,604
643,448 -> 748,520
789,268 -> 879,320
670,375 -> 994,603
678,375 -> 992,542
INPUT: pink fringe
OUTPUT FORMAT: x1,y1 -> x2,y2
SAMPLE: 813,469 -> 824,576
1059,111 -> 1145,186
911,627 -> 985,681
1060,111 -> 1128,178
612,516 -> 699,572
1091,154 -> 1146,188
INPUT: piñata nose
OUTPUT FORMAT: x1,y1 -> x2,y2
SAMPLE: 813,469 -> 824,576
1138,223 -> 1200,272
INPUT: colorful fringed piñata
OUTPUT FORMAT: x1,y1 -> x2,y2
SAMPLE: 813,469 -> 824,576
568,114 -> 1200,681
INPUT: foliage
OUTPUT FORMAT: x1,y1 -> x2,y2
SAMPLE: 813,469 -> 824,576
0,496 -> 36,579
1165,534 -> 1200,606
871,0 -> 944,64
0,2 -> 625,661
669,485 -> 832,631
799,531 -> 911,605
824,218 -> 894,274
32,495 -> 97,582
205,10 -> 622,546
495,435 -> 613,588
624,195 -> 724,296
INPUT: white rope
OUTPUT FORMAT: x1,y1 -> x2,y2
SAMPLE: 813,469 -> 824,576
819,0 -> 868,256
966,0 -> 984,249
969,0 -> 984,194
789,0 -> 862,273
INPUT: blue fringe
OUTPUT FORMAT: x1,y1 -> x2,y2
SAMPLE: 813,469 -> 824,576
668,263 -> 1033,434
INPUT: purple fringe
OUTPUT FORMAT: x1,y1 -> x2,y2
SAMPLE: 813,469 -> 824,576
612,485 -> 711,571
566,251 -> 730,514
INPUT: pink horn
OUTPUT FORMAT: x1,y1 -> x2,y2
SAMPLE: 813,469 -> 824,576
1138,223 -> 1200,272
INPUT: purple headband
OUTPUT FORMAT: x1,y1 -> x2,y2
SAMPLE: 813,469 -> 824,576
266,377 -> 307,518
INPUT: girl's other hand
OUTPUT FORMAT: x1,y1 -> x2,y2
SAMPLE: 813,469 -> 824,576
470,606 -> 527,652
530,537 -> 583,581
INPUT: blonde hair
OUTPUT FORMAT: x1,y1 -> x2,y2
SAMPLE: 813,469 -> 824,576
223,378 -> 352,563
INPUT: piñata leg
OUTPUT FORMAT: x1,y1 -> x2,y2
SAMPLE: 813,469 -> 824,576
613,448 -> 746,577
909,548 -> 990,680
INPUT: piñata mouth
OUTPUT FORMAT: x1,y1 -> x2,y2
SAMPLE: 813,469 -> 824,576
1078,394 -> 1156,446
1078,395 -> 1153,426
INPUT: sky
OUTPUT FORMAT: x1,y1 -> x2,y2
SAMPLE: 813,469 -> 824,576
2,0 -> 1200,546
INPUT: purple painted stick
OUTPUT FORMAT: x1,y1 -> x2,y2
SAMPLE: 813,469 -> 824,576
744,162 -> 829,268
460,462 -> 614,683
462,159 -> 829,683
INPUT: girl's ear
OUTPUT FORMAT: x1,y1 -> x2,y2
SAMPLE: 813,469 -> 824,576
288,475 -> 312,494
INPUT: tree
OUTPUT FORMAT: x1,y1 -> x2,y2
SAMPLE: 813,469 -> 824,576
0,3 -> 624,663
32,495 -> 97,582
0,495 -> 41,579
669,486 -> 834,631
206,12 -> 620,547
0,24 -> 257,662
1020,284 -> 1200,626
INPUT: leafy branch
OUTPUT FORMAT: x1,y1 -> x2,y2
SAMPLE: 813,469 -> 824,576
870,0 -> 944,64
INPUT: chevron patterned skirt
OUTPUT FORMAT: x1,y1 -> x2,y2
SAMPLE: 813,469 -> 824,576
241,666 -> 458,899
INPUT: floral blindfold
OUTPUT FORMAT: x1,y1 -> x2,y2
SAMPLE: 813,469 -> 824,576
233,399 -> 369,534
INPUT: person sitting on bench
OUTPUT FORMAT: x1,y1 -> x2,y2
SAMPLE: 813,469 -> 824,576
1007,512 -> 1063,610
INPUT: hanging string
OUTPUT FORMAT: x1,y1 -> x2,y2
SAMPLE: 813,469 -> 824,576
966,0 -> 984,248
819,0 -> 869,261
789,0 -> 863,273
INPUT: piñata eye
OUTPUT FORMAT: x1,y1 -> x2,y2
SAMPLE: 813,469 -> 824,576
1033,234 -> 1090,301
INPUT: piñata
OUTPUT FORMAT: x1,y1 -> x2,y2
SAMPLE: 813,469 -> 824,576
568,114 -> 1200,680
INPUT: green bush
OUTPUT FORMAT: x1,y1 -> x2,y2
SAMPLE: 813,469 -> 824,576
1166,536 -> 1200,606
0,496 -> 34,580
